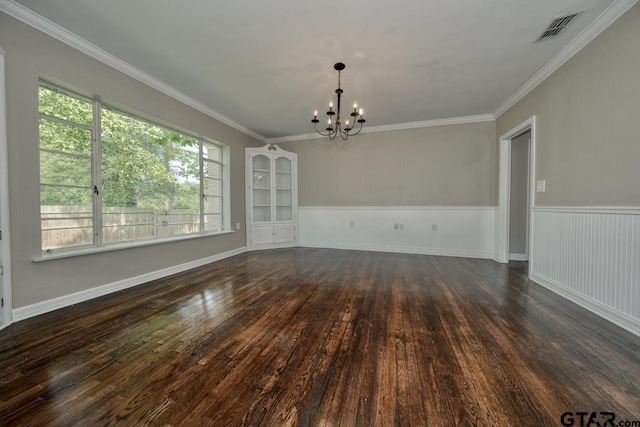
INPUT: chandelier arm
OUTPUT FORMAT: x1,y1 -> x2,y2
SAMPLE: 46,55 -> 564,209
314,122 -> 333,137
349,121 -> 365,136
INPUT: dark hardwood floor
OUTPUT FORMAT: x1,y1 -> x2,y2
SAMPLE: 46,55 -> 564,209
1,248 -> 639,426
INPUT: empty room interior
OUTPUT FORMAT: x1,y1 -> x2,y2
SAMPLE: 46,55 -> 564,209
1,0 -> 639,425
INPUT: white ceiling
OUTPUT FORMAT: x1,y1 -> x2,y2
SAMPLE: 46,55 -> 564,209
9,0 -> 616,139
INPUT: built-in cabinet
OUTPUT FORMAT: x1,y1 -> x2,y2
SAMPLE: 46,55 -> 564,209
246,145 -> 297,250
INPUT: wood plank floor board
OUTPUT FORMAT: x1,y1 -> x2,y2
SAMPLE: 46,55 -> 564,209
1,248 -> 639,426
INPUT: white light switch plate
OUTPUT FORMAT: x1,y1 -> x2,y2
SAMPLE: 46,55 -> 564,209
536,180 -> 546,193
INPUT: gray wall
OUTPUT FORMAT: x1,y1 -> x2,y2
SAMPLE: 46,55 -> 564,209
279,121 -> 496,206
497,3 -> 640,207
509,132 -> 529,256
0,12 -> 262,309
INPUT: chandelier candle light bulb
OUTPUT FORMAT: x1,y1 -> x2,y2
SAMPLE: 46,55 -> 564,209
311,62 -> 366,141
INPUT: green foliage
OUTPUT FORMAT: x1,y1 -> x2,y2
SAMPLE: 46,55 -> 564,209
41,186 -> 92,207
39,86 -> 204,212
38,86 -> 92,126
39,118 -> 92,155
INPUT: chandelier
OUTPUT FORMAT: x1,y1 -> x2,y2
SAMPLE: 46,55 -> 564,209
311,62 -> 366,140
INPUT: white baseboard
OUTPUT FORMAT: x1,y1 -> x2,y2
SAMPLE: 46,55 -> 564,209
509,253 -> 528,261
530,272 -> 640,338
299,241 -> 493,259
246,242 -> 297,251
12,247 -> 247,322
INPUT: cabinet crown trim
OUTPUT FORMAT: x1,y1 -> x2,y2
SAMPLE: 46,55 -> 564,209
247,144 -> 295,155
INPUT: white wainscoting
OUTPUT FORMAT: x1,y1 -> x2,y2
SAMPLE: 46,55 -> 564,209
298,206 -> 495,259
530,207 -> 640,336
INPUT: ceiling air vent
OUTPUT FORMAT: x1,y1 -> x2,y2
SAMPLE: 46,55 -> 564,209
536,11 -> 583,42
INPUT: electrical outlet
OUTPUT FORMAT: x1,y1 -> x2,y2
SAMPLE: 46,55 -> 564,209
536,180 -> 546,193
236,222 -> 241,230
432,224 -> 438,231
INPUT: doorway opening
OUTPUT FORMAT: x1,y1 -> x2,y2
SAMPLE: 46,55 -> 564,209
509,130 -> 530,262
496,116 -> 536,271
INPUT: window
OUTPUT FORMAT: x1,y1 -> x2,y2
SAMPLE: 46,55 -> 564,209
203,141 -> 223,232
39,83 -> 227,253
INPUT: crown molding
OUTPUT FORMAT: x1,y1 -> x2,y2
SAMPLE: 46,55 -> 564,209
267,114 -> 496,144
2,0 -> 635,141
494,0 -> 639,119
362,114 -> 496,134
0,0 -> 268,143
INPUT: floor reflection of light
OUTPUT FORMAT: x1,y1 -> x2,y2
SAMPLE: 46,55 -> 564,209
176,283 -> 235,324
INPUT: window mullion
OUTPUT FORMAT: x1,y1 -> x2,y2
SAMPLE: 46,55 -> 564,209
39,113 -> 93,131
39,148 -> 92,160
92,100 -> 103,247
220,162 -> 224,231
199,139 -> 205,233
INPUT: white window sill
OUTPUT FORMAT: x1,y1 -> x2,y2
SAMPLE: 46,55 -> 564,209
32,230 -> 235,262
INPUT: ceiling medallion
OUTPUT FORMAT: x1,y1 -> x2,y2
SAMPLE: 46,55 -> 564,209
311,63 -> 366,140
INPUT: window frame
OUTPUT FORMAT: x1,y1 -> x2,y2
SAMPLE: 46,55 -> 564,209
38,81 -> 230,256
202,140 -> 225,233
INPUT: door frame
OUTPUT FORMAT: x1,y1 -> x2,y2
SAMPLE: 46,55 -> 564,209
0,46 -> 13,329
496,116 -> 536,266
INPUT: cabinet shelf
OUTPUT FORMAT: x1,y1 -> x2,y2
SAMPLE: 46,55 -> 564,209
247,146 -> 297,249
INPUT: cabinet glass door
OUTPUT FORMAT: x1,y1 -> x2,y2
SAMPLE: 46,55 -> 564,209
252,155 -> 271,222
275,156 -> 293,221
